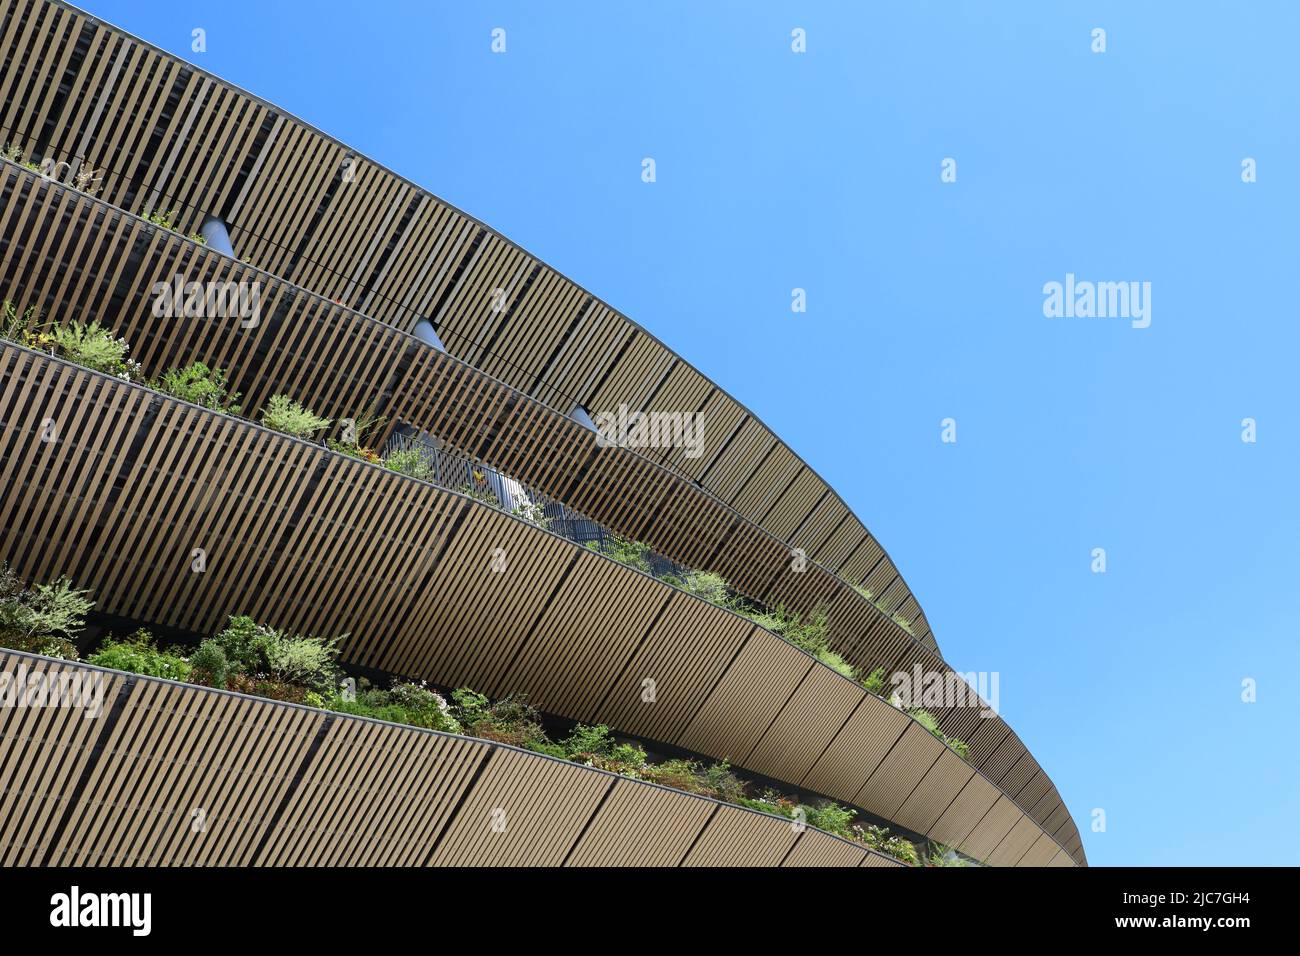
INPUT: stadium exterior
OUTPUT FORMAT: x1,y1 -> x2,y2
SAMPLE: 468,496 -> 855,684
0,0 -> 1085,867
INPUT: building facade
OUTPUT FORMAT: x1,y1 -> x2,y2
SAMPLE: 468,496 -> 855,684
0,0 -> 1085,867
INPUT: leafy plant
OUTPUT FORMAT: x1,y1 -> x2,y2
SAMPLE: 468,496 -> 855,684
454,686 -> 551,754
261,394 -> 331,439
327,681 -> 460,733
228,672 -> 310,703
910,707 -> 941,735
450,687 -> 491,726
927,842 -> 971,867
49,321 -> 142,379
455,481 -> 502,508
1,142 -> 39,170
891,612 -> 916,635
141,209 -> 178,231
264,633 -> 340,687
87,631 -> 191,681
909,707 -> 970,760
803,801 -> 857,839
815,646 -> 856,680
189,639 -> 230,688
854,824 -> 920,865
510,500 -> 550,529
326,413 -> 386,463
662,569 -> 732,608
72,162 -> 102,195
154,362 -> 241,414
587,533 -> 650,572
1,300 -> 38,341
0,565 -> 87,659
383,447 -> 434,481
561,723 -> 616,759
206,615 -> 341,691
861,666 -> 887,696
702,759 -> 748,803
327,438 -> 381,463
0,572 -> 93,645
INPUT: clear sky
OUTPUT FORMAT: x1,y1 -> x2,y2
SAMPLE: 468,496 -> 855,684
86,0 -> 1299,866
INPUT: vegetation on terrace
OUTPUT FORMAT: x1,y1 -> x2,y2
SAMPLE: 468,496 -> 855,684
0,310 -> 969,759
0,564 -> 979,867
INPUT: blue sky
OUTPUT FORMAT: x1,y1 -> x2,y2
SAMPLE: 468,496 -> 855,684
88,0 -> 1299,866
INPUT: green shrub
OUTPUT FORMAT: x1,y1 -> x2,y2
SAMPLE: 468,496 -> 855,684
562,723 -> 615,759
207,615 -> 341,690
735,789 -> 799,819
743,606 -> 846,679
261,394 -> 331,439
386,681 -> 461,733
154,362 -> 241,414
703,760 -> 748,803
667,570 -> 732,608
891,612 -> 915,635
50,321 -> 142,379
641,758 -> 714,796
909,707 -> 969,760
450,687 -> 491,726
327,438 -> 382,463
383,448 -> 434,481
1,300 -> 37,341
588,534 -> 650,572
141,209 -> 178,231
327,682 -> 460,733
1,142 -> 40,171
189,639 -> 229,687
815,646 -> 856,680
206,615 -> 263,672
609,742 -> 648,769
861,666 -> 887,696
803,801 -> 857,839
927,842 -> 971,867
510,500 -> 550,529
522,739 -> 567,760
0,568 -> 92,659
88,631 -> 191,681
855,824 -> 920,865
909,707 -> 941,735
456,481 -> 502,508
0,628 -> 78,659
228,672 -> 309,703
264,633 -> 341,688
460,692 -> 552,750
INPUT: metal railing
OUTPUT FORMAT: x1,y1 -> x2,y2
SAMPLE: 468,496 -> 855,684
383,426 -> 690,580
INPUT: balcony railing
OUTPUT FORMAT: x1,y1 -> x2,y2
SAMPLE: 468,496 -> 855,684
383,426 -> 691,580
